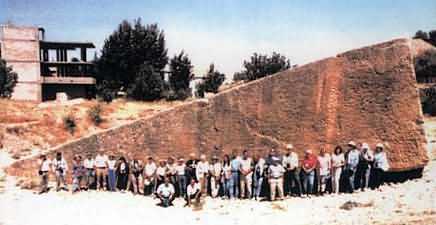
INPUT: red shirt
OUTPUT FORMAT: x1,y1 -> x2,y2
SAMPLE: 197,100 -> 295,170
303,154 -> 317,170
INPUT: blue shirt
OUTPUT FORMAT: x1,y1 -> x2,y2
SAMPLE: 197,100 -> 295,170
230,158 -> 241,172
347,149 -> 360,169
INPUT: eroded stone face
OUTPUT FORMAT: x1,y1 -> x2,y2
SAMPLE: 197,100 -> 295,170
7,39 -> 429,179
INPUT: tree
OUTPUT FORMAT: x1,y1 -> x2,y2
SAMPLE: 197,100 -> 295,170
127,63 -> 165,101
0,59 -> 18,98
429,30 -> 436,46
168,51 -> 193,100
96,18 -> 168,100
414,30 -> 429,40
196,64 -> 226,97
233,52 -> 290,81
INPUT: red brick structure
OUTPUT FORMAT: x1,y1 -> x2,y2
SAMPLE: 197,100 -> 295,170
7,38 -> 429,180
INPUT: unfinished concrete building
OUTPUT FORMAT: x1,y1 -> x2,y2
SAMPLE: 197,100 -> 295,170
0,24 -> 96,101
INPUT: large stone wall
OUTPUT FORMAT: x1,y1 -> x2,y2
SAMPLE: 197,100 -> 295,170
7,38 -> 429,179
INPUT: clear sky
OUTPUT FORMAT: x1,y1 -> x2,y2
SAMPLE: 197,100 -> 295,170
1,0 -> 436,78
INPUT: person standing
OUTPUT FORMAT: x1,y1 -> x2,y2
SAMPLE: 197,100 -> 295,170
209,155 -> 222,198
331,146 -> 345,194
373,143 -> 390,189
345,141 -> 360,193
95,151 -> 108,191
143,156 -> 157,195
185,178 -> 201,207
239,150 -> 253,199
72,155 -> 85,193
282,144 -> 302,196
83,153 -> 95,190
130,158 -> 143,194
253,154 -> 266,200
221,154 -> 232,199
185,153 -> 198,184
229,153 -> 241,199
166,157 -> 178,188
175,158 -> 187,197
52,152 -> 68,192
196,154 -> 210,195
357,143 -> 373,191
116,156 -> 129,192
317,148 -> 331,195
107,154 -> 117,192
156,159 -> 167,188
38,154 -> 51,194
268,159 -> 285,201
156,176 -> 176,208
302,149 -> 317,197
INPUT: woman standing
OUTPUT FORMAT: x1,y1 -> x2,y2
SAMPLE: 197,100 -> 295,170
221,154 -> 232,199
331,146 -> 345,194
116,156 -> 129,192
253,154 -> 266,200
130,158 -> 143,194
155,159 -> 167,188
72,155 -> 85,193
107,155 -> 117,192
373,143 -> 390,189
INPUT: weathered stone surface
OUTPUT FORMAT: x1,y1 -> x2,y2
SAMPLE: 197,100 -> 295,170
7,38 -> 428,180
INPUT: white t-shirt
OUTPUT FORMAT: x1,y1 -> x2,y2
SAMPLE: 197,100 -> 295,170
240,157 -> 253,173
175,164 -> 185,176
318,154 -> 331,176
52,158 -> 68,172
167,163 -> 177,175
269,164 -> 285,178
144,162 -> 157,176
196,161 -> 209,179
84,158 -> 95,169
156,166 -> 167,177
40,159 -> 51,172
107,159 -> 117,170
331,153 -> 345,168
255,158 -> 266,176
186,183 -> 200,196
282,152 -> 299,170
222,164 -> 231,179
209,162 -> 222,177
95,154 -> 108,168
157,183 -> 175,197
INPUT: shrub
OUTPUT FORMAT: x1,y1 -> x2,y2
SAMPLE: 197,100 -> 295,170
88,104 -> 103,126
63,114 -> 76,134
0,58 -> 18,98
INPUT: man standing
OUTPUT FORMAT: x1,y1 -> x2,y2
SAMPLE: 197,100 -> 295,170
317,148 -> 331,195
357,143 -> 373,191
83,153 -> 95,190
130,158 -> 143,194
239,150 -> 253,199
373,143 -> 390,189
185,153 -> 198,184
282,144 -> 302,196
302,149 -> 317,197
52,152 -> 68,192
156,176 -> 176,208
196,154 -> 210,195
143,156 -> 157,195
345,141 -> 360,193
253,154 -> 266,200
94,151 -> 108,191
38,154 -> 51,194
185,178 -> 201,207
209,155 -> 222,198
268,159 -> 285,201
175,157 -> 187,197
229,152 -> 241,199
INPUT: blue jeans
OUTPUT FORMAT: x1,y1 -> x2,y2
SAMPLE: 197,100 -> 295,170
302,170 -> 315,195
348,167 -> 357,193
253,173 -> 264,198
108,169 -> 116,191
178,175 -> 187,197
222,178 -> 231,198
229,172 -> 239,198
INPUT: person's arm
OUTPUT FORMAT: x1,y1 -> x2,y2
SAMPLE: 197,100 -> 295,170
64,159 -> 68,172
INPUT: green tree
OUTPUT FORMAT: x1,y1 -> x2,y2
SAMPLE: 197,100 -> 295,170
429,30 -> 436,46
233,52 -> 290,81
0,59 -> 18,98
127,63 -> 165,101
196,64 -> 226,97
414,30 -> 429,40
97,18 -> 168,100
168,51 -> 193,100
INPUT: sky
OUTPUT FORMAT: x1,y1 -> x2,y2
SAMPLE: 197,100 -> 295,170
1,0 -> 436,78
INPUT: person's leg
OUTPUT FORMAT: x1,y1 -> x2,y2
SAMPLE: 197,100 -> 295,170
302,172 -> 308,195
61,173 -> 67,190
96,169 -> 101,190
270,178 -> 277,201
234,173 -> 239,198
294,169 -> 303,196
240,174 -> 246,198
348,169 -> 355,193
229,174 -> 235,199
308,171 -> 315,195
364,168 -> 370,191
246,174 -> 252,198
278,178 -> 284,199
256,177 -> 263,198
55,171 -> 61,191
40,173 -> 47,193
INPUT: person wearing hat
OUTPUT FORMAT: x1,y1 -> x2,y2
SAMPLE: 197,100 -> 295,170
196,154 -> 210,195
175,157 -> 187,197
38,154 -> 51,194
209,155 -> 222,198
143,156 -> 157,195
52,152 -> 68,192
282,144 -> 302,197
302,149 -> 317,197
373,143 -> 390,189
345,141 -> 360,193
268,159 -> 285,201
357,143 -> 374,191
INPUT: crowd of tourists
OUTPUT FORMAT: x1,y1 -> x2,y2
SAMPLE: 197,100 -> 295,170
38,141 -> 390,207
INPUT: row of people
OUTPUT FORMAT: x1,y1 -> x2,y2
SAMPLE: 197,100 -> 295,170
38,141 -> 390,204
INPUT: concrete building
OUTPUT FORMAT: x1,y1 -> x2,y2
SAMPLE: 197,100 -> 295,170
0,24 -> 96,101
